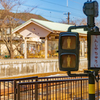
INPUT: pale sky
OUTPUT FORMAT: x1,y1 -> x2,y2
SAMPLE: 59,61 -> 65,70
14,0 -> 100,23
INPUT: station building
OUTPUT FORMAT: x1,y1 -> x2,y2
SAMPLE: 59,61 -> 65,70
12,18 -> 87,59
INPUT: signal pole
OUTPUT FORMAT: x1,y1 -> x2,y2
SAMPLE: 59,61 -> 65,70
85,1 -> 99,99
58,1 -> 99,100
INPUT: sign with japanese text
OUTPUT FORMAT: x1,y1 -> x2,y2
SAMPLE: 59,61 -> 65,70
88,32 -> 100,70
91,35 -> 100,68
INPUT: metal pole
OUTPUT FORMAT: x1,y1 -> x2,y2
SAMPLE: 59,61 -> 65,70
87,5 -> 95,99
89,72 -> 95,100
14,80 -> 16,100
35,82 -> 38,100
87,16 -> 95,27
67,25 -> 88,32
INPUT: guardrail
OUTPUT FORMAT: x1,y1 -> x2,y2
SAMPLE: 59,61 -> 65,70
0,75 -> 99,100
18,78 -> 89,100
0,76 -> 38,100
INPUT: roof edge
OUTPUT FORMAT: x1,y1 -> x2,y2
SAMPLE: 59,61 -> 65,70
12,18 -> 53,33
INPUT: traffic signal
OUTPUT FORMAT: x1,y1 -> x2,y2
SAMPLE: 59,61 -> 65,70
58,32 -> 79,71
83,1 -> 98,17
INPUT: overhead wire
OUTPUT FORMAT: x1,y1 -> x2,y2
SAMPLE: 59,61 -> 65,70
40,14 -> 62,20
20,0 -> 88,21
22,4 -> 84,18
69,0 -> 82,4
38,0 -> 85,18
40,0 -> 82,12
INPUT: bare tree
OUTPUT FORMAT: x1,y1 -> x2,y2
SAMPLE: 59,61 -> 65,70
0,0 -> 22,11
60,18 -> 87,26
60,19 -> 76,25
79,18 -> 87,25
0,0 -> 35,59
0,16 -> 24,58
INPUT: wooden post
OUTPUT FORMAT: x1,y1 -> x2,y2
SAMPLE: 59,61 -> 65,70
45,36 -> 48,59
82,41 -> 85,57
24,37 -> 27,59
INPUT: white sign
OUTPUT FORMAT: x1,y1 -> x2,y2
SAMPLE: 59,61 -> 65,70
91,35 -> 100,68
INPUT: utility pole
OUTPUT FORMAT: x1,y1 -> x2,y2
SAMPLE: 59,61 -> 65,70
68,12 -> 70,24
63,12 -> 70,24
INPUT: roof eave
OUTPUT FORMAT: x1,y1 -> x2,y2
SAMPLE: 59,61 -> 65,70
12,19 -> 53,34
31,20 -> 54,32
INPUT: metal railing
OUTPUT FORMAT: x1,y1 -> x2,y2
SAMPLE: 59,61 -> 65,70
0,75 -> 99,100
17,78 -> 89,100
0,76 -> 38,100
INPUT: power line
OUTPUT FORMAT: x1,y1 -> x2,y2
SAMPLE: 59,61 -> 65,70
22,4 -> 84,18
70,0 -> 82,4
22,4 -> 65,13
39,8 -> 83,18
40,0 -> 81,12
36,7 -> 66,13
19,3 -> 86,21
41,14 -> 62,20
6,3 -> 85,19
22,4 -> 74,13
40,12 -> 83,21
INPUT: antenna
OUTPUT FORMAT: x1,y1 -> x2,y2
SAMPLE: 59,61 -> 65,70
67,0 -> 68,6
